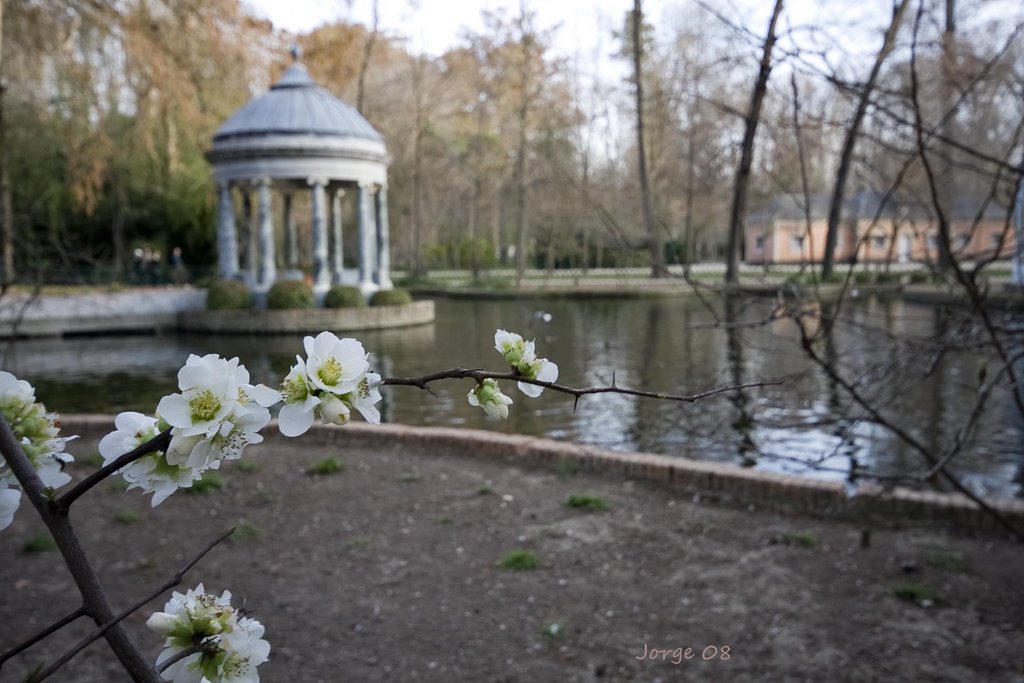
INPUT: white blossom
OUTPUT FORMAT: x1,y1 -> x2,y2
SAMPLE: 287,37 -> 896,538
277,334 -> 382,437
149,585 -> 269,683
468,379 -> 513,419
0,480 -> 21,531
99,412 -> 198,507
493,329 -> 559,398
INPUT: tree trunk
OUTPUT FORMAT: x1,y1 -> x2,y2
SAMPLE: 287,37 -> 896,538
937,0 -> 956,271
724,0 -> 785,284
0,0 -> 13,284
411,57 -> 425,277
355,0 -> 378,115
822,0 -> 908,279
683,100 -> 697,278
632,0 -> 665,278
513,40 -> 531,288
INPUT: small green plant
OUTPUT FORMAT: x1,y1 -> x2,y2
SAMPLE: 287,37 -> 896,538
908,270 -> 932,284
369,288 -> 413,306
307,456 -> 345,476
114,510 -> 142,525
206,279 -> 251,310
566,493 -> 609,512
780,531 -> 818,548
434,516 -> 454,525
235,459 -> 259,473
924,549 -> 968,573
23,533 -> 56,553
476,484 -> 495,496
346,535 -> 373,548
267,280 -> 315,310
498,549 -> 539,571
231,519 -> 262,543
541,622 -> 564,639
398,470 -> 424,483
186,472 -> 225,495
323,285 -> 366,308
471,276 -> 513,290
893,581 -> 938,603
109,479 -> 130,492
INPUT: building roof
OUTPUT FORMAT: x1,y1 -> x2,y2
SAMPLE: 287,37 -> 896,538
213,63 -> 383,143
748,189 -> 1008,224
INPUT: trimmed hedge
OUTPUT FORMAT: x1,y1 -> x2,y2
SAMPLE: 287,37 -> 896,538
206,279 -> 251,310
369,288 -> 413,306
267,280 -> 315,310
324,285 -> 366,309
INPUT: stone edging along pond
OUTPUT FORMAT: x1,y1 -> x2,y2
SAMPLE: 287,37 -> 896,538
62,416 -> 1024,537
177,300 -> 435,334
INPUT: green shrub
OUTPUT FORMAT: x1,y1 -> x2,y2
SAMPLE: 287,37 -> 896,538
876,271 -> 903,284
323,285 -> 366,309
206,279 -> 251,310
908,271 -> 932,284
498,549 -> 539,571
852,271 -> 875,285
369,288 -> 413,306
566,493 -> 609,512
267,280 -> 314,310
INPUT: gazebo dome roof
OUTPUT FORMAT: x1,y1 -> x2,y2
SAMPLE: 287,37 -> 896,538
207,55 -> 389,186
213,63 -> 383,143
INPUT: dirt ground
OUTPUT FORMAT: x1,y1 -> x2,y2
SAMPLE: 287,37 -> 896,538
2,429 -> 1023,683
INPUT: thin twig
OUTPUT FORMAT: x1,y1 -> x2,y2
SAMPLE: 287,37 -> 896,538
0,607 -> 85,669
57,428 -> 172,511
383,368 -> 782,403
29,528 -> 235,682
155,643 -> 206,674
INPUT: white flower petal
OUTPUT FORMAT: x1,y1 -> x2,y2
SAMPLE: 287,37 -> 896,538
278,402 -> 315,437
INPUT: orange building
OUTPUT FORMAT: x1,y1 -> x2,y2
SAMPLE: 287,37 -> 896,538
745,192 -> 1015,265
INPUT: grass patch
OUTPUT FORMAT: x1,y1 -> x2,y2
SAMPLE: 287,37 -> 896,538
114,510 -> 142,525
893,581 -> 939,604
231,520 -> 262,543
780,531 -> 818,548
566,493 -> 609,512
235,459 -> 259,473
346,535 -> 372,548
306,456 -> 345,477
924,549 -> 968,573
186,472 -> 224,495
542,623 -> 564,639
109,479 -> 131,492
498,549 -> 539,571
23,533 -> 56,553
476,484 -> 495,495
398,471 -> 424,483
434,516 -> 454,526
253,489 -> 278,506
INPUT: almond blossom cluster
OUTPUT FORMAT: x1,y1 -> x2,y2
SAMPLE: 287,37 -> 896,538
147,584 -> 269,683
0,371 -> 76,530
98,354 -> 281,506
277,331 -> 382,436
466,330 -> 559,419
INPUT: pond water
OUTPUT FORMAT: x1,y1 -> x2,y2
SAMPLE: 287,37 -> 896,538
4,296 -> 1022,498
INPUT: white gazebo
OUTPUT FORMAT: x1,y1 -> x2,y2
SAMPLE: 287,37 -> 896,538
206,48 -> 393,300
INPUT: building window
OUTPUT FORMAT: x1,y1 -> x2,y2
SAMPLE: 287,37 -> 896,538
790,235 -> 805,251
872,235 -> 887,250
755,235 -> 764,250
927,234 -> 938,249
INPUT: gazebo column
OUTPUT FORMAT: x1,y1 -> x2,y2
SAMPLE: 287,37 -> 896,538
357,182 -> 378,294
216,181 -> 239,279
331,189 -> 345,284
241,189 -> 256,286
283,191 -> 299,269
256,178 -> 276,290
309,177 -> 330,297
374,184 -> 393,289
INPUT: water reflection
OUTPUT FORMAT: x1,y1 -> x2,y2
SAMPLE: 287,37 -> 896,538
4,296 -> 1022,497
